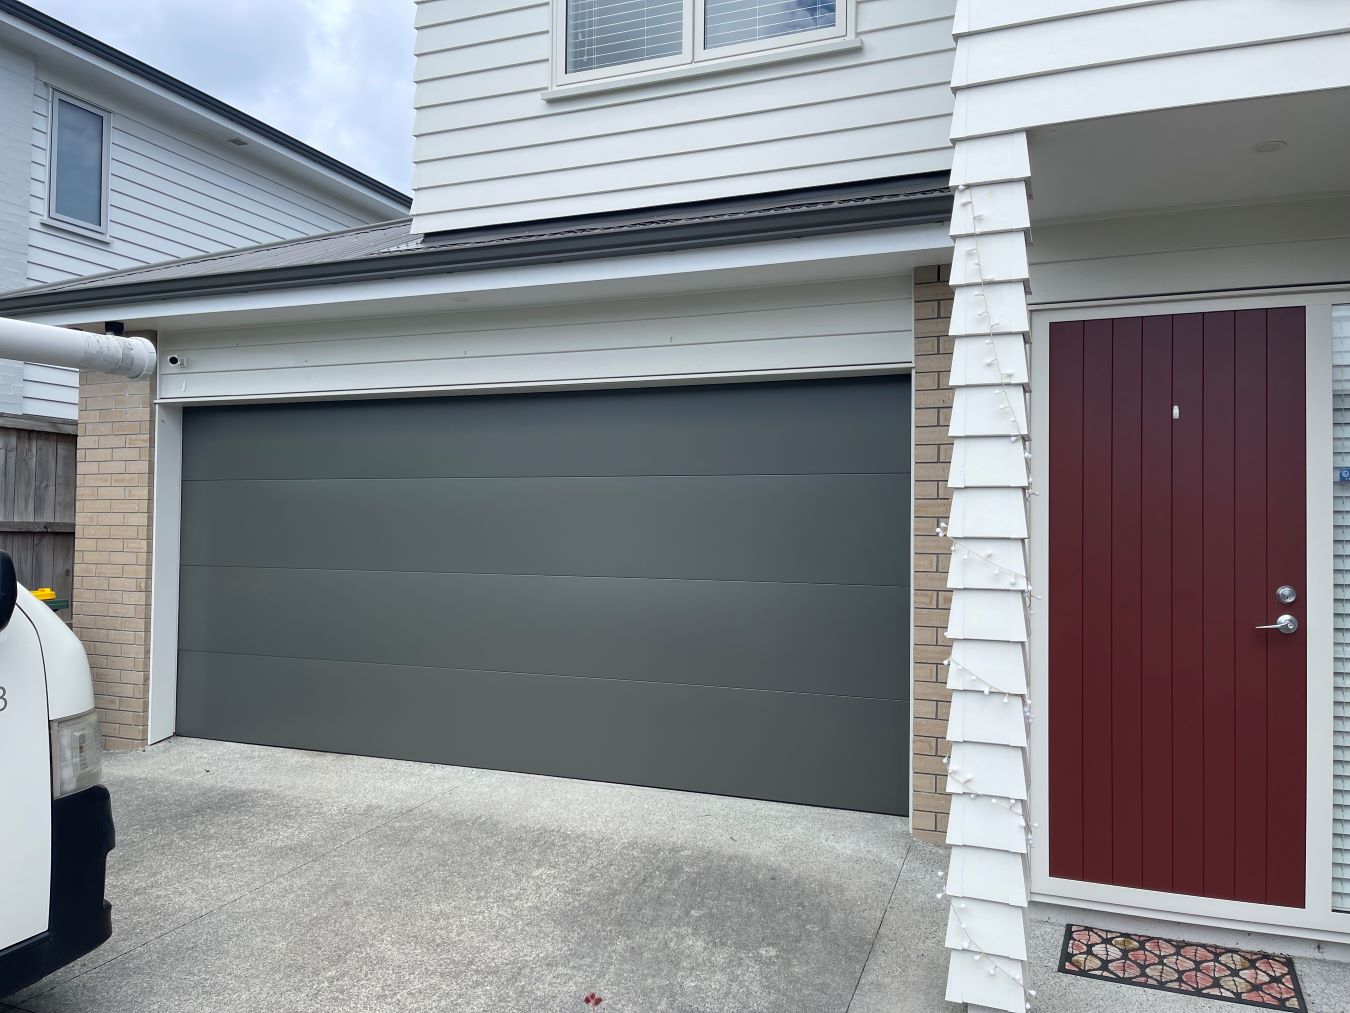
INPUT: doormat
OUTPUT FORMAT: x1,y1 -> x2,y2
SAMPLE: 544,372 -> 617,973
1059,925 -> 1306,1009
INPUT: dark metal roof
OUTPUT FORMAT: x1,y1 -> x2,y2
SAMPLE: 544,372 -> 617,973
0,0 -> 410,209
0,175 -> 953,316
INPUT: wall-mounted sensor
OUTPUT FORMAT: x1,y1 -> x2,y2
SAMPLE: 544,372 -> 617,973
165,353 -> 187,367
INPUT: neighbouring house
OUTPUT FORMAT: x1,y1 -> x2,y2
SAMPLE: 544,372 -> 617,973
0,2 -> 1348,1011
0,0 -> 409,605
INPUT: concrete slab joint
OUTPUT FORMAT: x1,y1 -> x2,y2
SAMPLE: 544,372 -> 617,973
941,131 -> 1035,1013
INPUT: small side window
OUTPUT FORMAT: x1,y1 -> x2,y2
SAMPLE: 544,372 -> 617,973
48,92 -> 109,232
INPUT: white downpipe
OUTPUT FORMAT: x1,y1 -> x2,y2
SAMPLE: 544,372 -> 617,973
0,316 -> 155,380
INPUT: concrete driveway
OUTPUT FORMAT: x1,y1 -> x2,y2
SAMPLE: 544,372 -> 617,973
5,739 -> 1348,1012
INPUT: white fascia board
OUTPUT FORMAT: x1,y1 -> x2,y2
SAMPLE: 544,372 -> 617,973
949,132 -> 1029,186
951,335 -> 1029,386
952,33 -> 1350,140
947,742 -> 1029,800
948,640 -> 1028,695
948,489 -> 1028,540
950,385 -> 1029,437
948,794 -> 1029,853
947,690 -> 1029,748
946,587 -> 1029,643
951,233 -> 1030,286
948,536 -> 1028,589
19,226 -> 954,332
947,845 -> 1029,907
946,949 -> 1029,1012
950,181 -> 1030,238
949,437 -> 1030,490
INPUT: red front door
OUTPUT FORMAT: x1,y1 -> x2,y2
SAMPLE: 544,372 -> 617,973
1048,308 -> 1306,907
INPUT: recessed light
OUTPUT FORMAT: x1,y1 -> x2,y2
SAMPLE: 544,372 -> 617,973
1250,140 -> 1287,154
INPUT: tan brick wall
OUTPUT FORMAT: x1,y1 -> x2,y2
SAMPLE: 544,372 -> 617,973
74,371 -> 155,751
912,264 -> 954,846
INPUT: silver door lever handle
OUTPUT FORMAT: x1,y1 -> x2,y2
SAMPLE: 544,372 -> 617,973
1255,615 -> 1298,634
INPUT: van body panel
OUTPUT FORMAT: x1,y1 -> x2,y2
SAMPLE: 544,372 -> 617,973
18,592 -> 95,721
0,593 -> 53,954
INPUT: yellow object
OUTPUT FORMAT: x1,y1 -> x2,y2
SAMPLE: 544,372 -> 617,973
32,587 -> 56,601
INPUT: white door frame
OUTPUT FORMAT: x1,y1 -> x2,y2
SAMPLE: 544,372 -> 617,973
1028,287 -> 1350,943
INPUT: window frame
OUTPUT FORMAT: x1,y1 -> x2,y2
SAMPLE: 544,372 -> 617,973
694,0 -> 847,62
551,0 -> 695,86
551,0 -> 851,89
46,89 -> 112,236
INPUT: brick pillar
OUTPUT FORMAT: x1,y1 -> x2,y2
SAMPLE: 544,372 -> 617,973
911,264 -> 954,845
73,369 -> 154,751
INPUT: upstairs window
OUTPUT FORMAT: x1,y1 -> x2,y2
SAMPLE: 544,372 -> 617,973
48,92 -> 110,232
557,0 -> 847,85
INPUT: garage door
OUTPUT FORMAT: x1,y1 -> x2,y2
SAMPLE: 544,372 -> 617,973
176,377 -> 911,813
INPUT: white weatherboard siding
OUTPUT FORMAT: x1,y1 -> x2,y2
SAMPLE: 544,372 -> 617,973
1334,302 -> 1350,913
950,0 -> 1350,139
1027,195 -> 1350,306
27,81 -> 374,287
14,72 -> 379,420
0,45 -> 33,408
155,276 -> 913,402
942,131 -> 1034,1013
409,0 -> 956,233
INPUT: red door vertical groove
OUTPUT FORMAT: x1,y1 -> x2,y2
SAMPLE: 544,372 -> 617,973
1201,311 -> 1238,901
1232,309 -> 1270,903
1049,308 -> 1306,907
1139,313 -> 1174,893
1048,321 -> 1086,883
1110,317 -> 1144,890
1079,319 -> 1116,885
1169,314 -> 1207,897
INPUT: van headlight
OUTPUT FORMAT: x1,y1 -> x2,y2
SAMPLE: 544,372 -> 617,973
51,709 -> 102,798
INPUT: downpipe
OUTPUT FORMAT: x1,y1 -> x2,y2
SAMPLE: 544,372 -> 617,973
0,316 -> 155,380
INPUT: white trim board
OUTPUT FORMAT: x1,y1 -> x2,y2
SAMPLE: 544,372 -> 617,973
1028,289 -> 1350,944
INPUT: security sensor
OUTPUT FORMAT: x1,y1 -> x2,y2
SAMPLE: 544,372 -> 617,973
165,353 -> 187,367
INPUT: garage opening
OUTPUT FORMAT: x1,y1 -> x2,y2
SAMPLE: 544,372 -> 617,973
175,376 -> 911,813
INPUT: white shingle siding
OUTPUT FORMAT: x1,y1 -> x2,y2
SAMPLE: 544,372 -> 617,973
409,0 -> 956,233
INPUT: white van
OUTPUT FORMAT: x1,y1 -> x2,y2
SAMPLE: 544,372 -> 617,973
0,550 -> 114,996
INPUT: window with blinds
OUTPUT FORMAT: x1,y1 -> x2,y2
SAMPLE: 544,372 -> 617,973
566,0 -> 684,73
558,0 -> 848,83
1334,302 -> 1350,914
705,0 -> 837,50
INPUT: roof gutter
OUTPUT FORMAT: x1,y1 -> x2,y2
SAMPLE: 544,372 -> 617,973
0,184 -> 954,317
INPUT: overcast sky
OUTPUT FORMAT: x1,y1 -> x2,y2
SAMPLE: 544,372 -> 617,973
30,0 -> 417,194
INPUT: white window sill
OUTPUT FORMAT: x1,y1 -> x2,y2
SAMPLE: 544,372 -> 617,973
543,36 -> 863,102
39,217 -> 111,244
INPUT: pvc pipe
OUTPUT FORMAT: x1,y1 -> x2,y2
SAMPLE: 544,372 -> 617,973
0,316 -> 155,380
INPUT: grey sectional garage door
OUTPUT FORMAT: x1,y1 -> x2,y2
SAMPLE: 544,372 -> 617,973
177,377 -> 911,813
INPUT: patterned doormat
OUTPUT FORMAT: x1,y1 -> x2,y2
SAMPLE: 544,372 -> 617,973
1059,925 -> 1306,1009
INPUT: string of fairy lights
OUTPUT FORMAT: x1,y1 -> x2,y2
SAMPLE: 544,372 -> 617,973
938,179 -> 1039,1011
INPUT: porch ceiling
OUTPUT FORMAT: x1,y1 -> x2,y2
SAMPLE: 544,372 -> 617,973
1027,88 -> 1350,223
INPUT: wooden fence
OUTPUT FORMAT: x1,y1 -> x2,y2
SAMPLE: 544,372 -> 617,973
0,415 -> 76,602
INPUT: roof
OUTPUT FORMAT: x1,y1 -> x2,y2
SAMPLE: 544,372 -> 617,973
0,175 -> 953,316
0,0 -> 410,209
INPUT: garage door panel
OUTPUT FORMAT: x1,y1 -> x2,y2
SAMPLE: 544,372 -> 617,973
178,566 -> 907,700
178,377 -> 910,814
180,474 -> 907,586
176,651 -> 907,814
181,378 -> 910,483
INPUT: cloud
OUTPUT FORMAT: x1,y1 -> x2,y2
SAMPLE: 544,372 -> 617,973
26,0 -> 415,193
